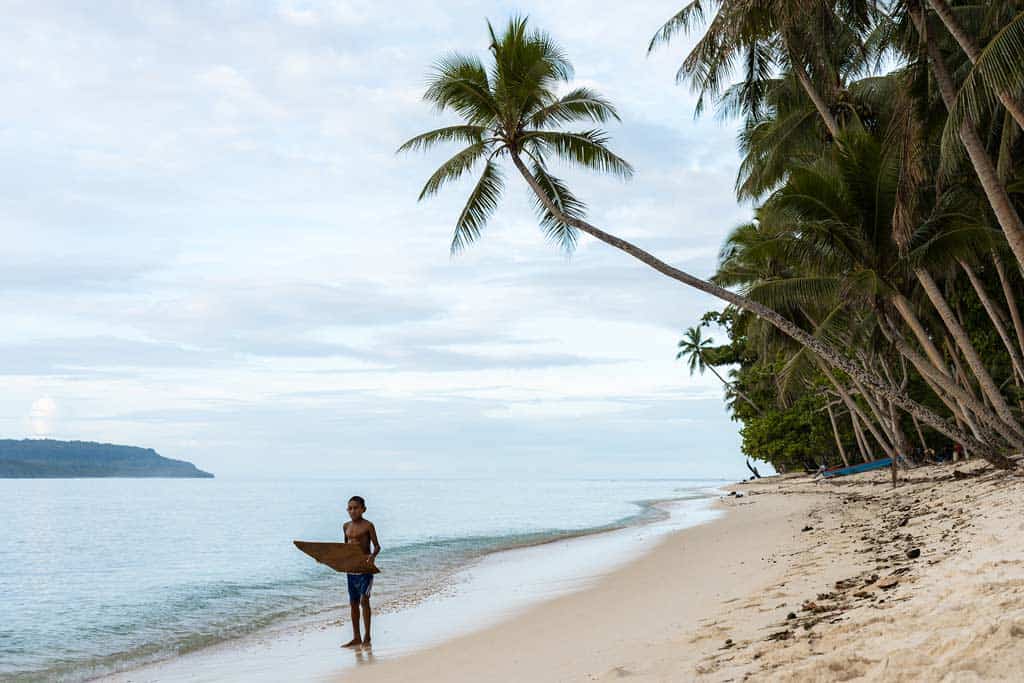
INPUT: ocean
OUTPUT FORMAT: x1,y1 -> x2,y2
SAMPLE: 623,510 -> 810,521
0,477 -> 723,681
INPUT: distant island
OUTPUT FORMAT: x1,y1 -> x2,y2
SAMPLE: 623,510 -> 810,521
0,439 -> 214,478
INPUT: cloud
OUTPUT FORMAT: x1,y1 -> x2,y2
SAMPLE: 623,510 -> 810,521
28,396 -> 58,436
0,0 -> 750,478
0,337 -> 226,377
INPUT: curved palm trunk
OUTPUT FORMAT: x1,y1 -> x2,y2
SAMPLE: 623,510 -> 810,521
698,351 -> 763,415
886,298 -> 1011,436
850,374 -> 899,449
789,52 -> 840,138
826,401 -> 850,467
889,400 -> 912,462
995,254 -> 1024,370
960,260 -> 1024,382
508,153 -> 1018,469
847,411 -> 872,464
911,7 -> 1024,273
886,296 -> 1006,433
879,313 -> 1022,448
944,335 -> 996,448
911,413 -> 928,450
925,0 -> 1024,130
851,411 -> 871,463
819,357 -> 895,457
892,293 -> 948,371
915,268 -> 1024,439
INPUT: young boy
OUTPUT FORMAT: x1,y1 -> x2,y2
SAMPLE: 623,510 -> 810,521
342,495 -> 380,648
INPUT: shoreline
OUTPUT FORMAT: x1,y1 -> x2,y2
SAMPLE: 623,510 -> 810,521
334,479 -> 817,683
98,488 -> 723,682
340,462 -> 1024,681
107,462 -> 1024,682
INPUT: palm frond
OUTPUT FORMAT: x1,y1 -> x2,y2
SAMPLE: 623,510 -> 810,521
939,11 -> 1024,176
451,161 -> 505,253
529,161 -> 586,252
522,130 -> 634,179
529,87 -> 621,127
397,125 -> 487,153
424,53 -> 499,125
418,142 -> 488,200
648,1 -> 717,54
746,276 -> 841,312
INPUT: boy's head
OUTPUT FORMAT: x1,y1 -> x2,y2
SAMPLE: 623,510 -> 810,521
347,495 -> 366,520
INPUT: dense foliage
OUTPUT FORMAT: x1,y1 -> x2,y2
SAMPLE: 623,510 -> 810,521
406,4 -> 1024,473
665,0 -> 1024,472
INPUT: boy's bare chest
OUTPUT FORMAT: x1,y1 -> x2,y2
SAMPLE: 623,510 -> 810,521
345,522 -> 370,543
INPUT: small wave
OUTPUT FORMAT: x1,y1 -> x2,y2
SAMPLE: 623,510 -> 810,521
6,487 -> 716,682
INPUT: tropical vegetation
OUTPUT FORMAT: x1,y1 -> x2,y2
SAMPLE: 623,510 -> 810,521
402,4 -> 1024,473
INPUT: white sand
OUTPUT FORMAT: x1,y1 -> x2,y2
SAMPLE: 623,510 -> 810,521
107,461 -> 1024,682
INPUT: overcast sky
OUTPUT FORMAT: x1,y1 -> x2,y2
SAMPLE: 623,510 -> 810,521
1,1 -> 755,479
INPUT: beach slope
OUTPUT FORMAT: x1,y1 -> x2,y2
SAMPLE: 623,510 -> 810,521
342,463 -> 1024,682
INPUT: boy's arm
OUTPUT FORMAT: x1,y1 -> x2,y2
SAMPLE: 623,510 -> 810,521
368,523 -> 381,558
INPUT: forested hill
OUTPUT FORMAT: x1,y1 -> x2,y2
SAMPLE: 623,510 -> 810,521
0,439 -> 214,478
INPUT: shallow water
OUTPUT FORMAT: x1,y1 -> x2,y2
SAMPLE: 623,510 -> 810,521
0,477 -> 722,681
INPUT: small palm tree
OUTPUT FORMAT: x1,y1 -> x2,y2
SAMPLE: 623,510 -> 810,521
398,16 -> 1015,469
677,325 -> 762,414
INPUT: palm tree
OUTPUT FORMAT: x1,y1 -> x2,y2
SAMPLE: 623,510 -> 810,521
925,0 -> 1024,130
901,2 -> 1024,272
649,1 -> 877,141
677,325 -> 763,414
399,16 -> 1016,469
741,131 -> 1023,449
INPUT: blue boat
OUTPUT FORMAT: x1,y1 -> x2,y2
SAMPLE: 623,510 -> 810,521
821,457 -> 893,478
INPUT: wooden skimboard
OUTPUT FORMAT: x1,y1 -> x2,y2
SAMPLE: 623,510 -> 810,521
293,541 -> 381,574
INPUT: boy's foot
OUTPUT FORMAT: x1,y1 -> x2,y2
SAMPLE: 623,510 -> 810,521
362,638 -> 371,649
342,639 -> 362,648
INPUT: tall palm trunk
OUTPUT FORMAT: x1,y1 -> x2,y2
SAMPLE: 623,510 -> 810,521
910,6 -> 1024,272
911,413 -> 928,450
697,350 -> 763,415
888,400 -> 912,461
507,153 -> 1018,469
879,308 -> 1007,442
880,309 -> 1022,449
788,50 -> 841,138
914,267 -> 1024,438
891,293 -> 949,371
818,358 -> 895,457
995,254 -> 1024,367
925,0 -> 1024,130
851,374 -> 899,449
960,260 -> 1024,381
851,410 -> 871,462
825,401 -> 850,467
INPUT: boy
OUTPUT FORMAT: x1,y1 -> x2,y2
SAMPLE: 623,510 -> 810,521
342,495 -> 380,648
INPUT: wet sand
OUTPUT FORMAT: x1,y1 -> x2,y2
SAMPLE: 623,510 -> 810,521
339,462 -> 1024,682
107,461 -> 1024,681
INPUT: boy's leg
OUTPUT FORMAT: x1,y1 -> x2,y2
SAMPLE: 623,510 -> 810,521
343,601 -> 362,646
343,575 -> 362,646
360,596 -> 372,644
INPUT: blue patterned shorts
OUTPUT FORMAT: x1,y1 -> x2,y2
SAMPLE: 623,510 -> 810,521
347,573 -> 373,603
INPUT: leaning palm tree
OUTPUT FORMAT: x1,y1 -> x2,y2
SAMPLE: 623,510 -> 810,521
677,325 -> 763,414
398,16 -> 1015,469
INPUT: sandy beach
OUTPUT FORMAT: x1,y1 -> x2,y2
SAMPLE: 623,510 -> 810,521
343,463 -> 1024,682
106,461 -> 1024,682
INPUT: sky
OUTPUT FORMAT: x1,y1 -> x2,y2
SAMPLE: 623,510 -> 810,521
1,0 -> 756,479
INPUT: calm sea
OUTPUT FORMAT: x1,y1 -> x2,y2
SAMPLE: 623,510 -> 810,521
0,477 -> 721,681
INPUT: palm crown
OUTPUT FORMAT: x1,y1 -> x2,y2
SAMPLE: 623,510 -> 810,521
677,326 -> 713,376
398,16 -> 633,253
